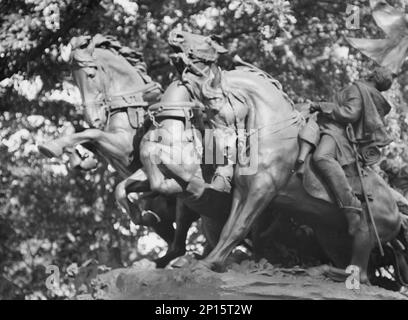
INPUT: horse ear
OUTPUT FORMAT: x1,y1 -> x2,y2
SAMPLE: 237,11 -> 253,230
92,34 -> 112,48
210,35 -> 228,54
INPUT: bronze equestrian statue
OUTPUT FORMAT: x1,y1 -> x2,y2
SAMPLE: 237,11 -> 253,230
38,35 -> 199,268
39,31 -> 408,286
152,29 -> 408,285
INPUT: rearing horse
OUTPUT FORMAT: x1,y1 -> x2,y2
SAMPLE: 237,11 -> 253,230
38,34 -> 199,267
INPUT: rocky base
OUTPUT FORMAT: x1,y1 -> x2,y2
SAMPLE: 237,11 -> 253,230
75,259 -> 408,300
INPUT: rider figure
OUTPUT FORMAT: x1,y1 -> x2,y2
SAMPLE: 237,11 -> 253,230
200,69 -> 239,194
310,66 -> 394,235
168,30 -> 236,193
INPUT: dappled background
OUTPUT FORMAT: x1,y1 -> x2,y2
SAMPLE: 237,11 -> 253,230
2,0 -> 408,299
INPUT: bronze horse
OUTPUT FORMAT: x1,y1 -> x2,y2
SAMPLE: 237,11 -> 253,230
133,30 -> 408,285
38,34 -> 199,267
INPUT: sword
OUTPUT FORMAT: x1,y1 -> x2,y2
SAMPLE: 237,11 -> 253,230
346,124 -> 384,257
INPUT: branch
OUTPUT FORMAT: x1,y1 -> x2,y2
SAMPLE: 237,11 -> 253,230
3,0 -> 101,78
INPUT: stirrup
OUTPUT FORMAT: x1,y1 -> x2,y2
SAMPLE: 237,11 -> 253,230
141,210 -> 161,224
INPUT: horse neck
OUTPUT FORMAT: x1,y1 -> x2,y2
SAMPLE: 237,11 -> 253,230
188,66 -> 296,130
252,95 -> 294,129
97,52 -> 149,172
98,51 -> 149,134
100,52 -> 147,98
228,72 -> 295,129
102,110 -> 144,177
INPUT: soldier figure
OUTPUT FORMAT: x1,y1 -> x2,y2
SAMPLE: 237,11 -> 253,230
309,67 -> 394,238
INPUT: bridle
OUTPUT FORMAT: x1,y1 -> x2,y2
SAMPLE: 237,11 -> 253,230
77,55 -> 161,129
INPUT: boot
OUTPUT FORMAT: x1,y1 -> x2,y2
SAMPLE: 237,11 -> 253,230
314,158 -> 363,235
296,140 -> 314,177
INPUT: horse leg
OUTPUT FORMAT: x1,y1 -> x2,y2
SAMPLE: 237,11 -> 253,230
151,221 -> 175,246
115,170 -> 152,220
39,129 -> 131,160
347,212 -> 372,284
155,199 -> 199,268
197,191 -> 238,250
140,141 -> 184,195
309,213 -> 373,284
200,242 -> 214,259
154,141 -> 207,199
199,175 -> 275,271
251,206 -> 280,261
141,139 -> 207,199
320,207 -> 373,284
39,129 -> 102,157
128,193 -> 177,252
125,191 -> 178,250
201,215 -> 224,249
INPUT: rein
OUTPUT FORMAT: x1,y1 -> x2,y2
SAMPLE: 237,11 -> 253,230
93,82 -> 159,111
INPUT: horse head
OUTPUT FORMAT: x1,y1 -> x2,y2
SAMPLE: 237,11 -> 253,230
168,29 -> 227,76
65,34 -> 153,130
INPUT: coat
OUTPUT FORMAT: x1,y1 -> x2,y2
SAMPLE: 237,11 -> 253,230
317,81 -> 392,166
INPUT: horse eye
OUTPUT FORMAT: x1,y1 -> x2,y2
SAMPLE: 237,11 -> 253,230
87,73 -> 96,79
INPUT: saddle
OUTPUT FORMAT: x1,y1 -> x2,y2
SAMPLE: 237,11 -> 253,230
301,154 -> 407,228
127,86 -> 162,129
301,154 -> 366,204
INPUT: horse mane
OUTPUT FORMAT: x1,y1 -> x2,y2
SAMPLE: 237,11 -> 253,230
69,34 -> 149,79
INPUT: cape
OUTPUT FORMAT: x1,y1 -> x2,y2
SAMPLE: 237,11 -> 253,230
353,81 -> 392,147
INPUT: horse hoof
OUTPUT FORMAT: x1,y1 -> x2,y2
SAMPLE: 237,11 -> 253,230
305,264 -> 331,278
38,143 -> 63,158
170,256 -> 191,269
192,260 -> 213,273
359,273 -> 370,285
141,210 -> 161,227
